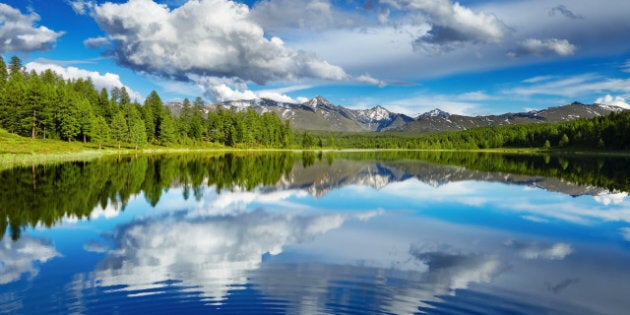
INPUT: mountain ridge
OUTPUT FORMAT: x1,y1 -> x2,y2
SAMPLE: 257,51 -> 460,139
165,97 -> 627,134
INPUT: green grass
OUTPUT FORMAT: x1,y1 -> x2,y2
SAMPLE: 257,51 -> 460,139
0,129 -> 303,170
2,127 -> 628,171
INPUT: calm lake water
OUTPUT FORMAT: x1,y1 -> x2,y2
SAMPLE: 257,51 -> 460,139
1,151 -> 630,314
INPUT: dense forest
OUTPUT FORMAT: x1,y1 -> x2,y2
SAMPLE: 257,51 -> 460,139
410,112 -> 630,150
0,56 -> 293,148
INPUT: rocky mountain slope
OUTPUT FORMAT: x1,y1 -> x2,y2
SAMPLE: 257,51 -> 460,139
166,97 -> 625,134
392,102 -> 623,134
212,96 -> 413,132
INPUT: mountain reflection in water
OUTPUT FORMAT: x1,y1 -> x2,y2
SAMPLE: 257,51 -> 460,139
1,151 -> 629,314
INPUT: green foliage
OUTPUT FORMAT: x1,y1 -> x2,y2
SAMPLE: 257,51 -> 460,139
159,109 -> 177,145
0,56 -> 7,86
0,63 -> 292,149
0,153 -> 295,240
301,132 -> 317,148
0,63 -> 26,134
205,106 -> 292,147
411,111 -> 630,151
8,56 -> 22,76
58,95 -> 80,142
90,116 -> 109,149
111,111 -> 127,149
130,118 -> 147,149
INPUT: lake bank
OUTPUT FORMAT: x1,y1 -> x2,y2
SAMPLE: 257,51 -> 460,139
3,130 -> 630,170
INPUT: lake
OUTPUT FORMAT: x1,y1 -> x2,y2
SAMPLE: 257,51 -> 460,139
1,151 -> 630,314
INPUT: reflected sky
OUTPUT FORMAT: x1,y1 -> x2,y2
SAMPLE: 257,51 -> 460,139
2,155 -> 630,314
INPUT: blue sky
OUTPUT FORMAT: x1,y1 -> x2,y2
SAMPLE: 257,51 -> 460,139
1,0 -> 630,116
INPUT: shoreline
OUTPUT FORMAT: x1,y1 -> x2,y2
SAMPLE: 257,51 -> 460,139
2,145 -> 629,171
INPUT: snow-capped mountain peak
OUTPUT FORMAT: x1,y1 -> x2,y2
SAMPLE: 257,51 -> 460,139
306,96 -> 334,109
357,105 -> 392,121
418,108 -> 450,119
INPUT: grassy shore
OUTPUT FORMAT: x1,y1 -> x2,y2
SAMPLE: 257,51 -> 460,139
0,129 -> 222,170
1,129 -> 628,170
0,129 -> 316,170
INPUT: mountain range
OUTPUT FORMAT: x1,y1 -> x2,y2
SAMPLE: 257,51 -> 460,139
166,96 -> 626,134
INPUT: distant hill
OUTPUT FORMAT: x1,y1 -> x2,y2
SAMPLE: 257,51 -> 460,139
165,97 -> 626,134
391,102 -> 624,133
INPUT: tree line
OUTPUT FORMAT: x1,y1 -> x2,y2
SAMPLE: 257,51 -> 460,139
412,111 -> 630,150
0,56 -> 293,148
311,110 -> 630,150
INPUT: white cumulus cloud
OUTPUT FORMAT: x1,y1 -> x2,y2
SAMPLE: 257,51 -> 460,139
88,0 -> 347,100
0,4 -> 64,53
192,75 -> 309,103
595,94 -> 630,109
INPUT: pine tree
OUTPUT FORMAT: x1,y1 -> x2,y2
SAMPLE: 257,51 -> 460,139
178,98 -> 192,139
559,134 -> 569,147
110,87 -> 121,107
23,71 -> 44,138
38,70 -> 57,139
144,90 -> 163,141
59,104 -> 80,142
158,109 -> 177,145
0,56 -> 8,87
76,98 -> 93,142
130,117 -> 147,150
1,66 -> 26,133
120,87 -> 131,105
8,56 -> 22,76
192,97 -> 206,140
142,103 -> 155,143
90,116 -> 110,149
111,111 -> 127,149
98,88 -> 111,122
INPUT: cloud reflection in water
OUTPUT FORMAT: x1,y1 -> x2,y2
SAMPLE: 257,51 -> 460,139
0,237 -> 59,285
89,206 -> 377,305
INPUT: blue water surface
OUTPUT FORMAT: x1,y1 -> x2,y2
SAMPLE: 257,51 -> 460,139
1,153 -> 630,314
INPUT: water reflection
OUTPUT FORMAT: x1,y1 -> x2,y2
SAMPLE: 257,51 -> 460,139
0,237 -> 59,285
88,209 -> 377,304
1,152 -> 630,314
1,152 -> 629,239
